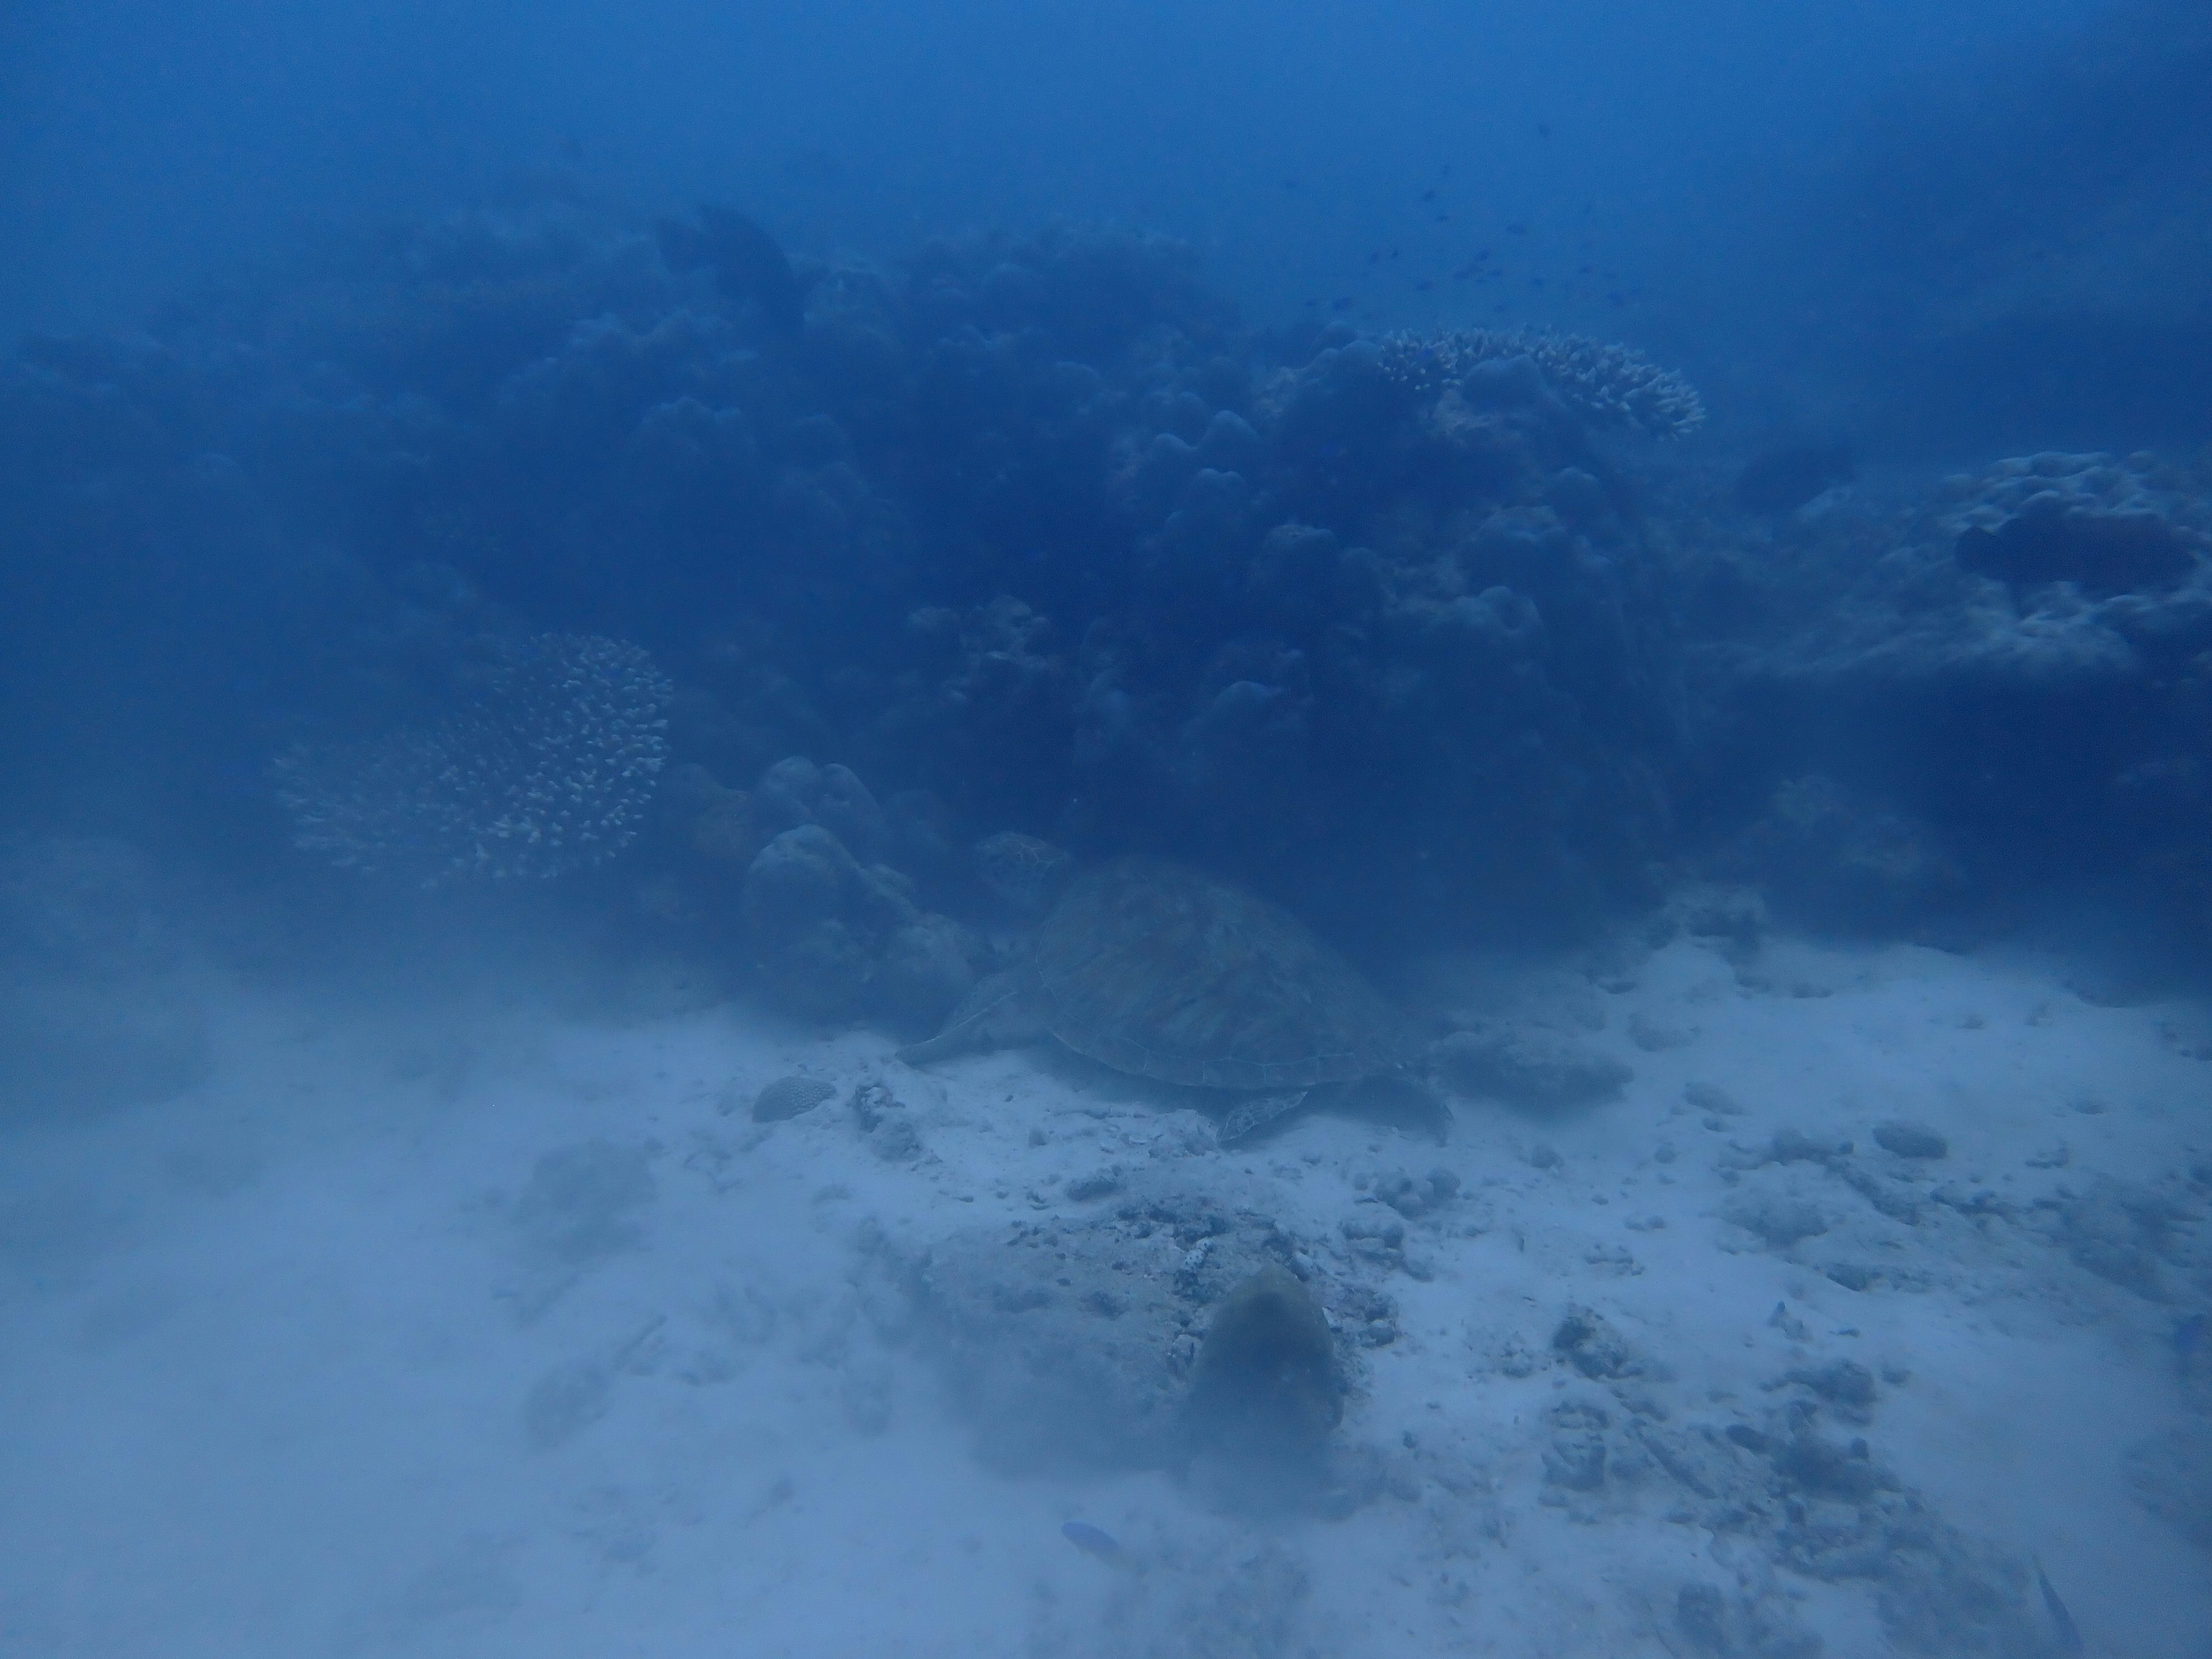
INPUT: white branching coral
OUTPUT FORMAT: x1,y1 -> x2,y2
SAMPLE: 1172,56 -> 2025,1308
1378,327 -> 1706,440
274,633 -> 672,885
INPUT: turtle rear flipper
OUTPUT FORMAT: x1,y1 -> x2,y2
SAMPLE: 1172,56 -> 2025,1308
896,971 -> 1046,1065
1215,1090 -> 1310,1146
1342,1071 -> 1453,1143
1215,1075 -> 1449,1147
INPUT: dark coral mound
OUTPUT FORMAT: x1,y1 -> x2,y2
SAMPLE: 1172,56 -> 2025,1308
0,199 -> 1693,948
1667,444 -> 2212,933
7,194 -> 2206,956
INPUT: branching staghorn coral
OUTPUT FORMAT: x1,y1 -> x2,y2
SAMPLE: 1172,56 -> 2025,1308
1378,327 -> 1706,440
274,633 -> 672,885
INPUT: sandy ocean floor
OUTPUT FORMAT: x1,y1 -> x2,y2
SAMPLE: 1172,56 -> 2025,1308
2,917 -> 2209,1658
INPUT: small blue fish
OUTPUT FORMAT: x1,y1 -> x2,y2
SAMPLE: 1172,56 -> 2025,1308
2177,1313 -> 2208,1378
1060,1521 -> 1125,1565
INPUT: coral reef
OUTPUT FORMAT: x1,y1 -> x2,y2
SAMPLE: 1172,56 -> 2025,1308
9,192 -> 2209,953
1676,444 -> 2212,916
662,752 -> 980,1029
1937,450 -> 2208,592
654,206 -> 806,337
1377,327 -> 1707,440
741,823 -> 952,1022
1722,775 -> 1968,935
0,202 -> 1718,944
274,632 -> 671,885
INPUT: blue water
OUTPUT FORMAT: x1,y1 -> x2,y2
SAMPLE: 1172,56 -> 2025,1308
2,3 -> 2209,1655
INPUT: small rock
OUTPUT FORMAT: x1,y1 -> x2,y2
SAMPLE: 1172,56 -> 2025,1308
1552,1305 -> 1654,1380
1684,1081 -> 1745,1117
1778,1359 -> 1878,1413
1342,1213 -> 1406,1254
850,1079 -> 898,1131
1065,1168 -> 1123,1202
1373,1168 -> 1460,1217
1726,1195 -> 1829,1249
1873,1120 -> 1949,1160
1783,1127 -> 1853,1163
1836,1164 -> 1922,1225
1774,1428 -> 1891,1499
1627,1011 -> 1698,1052
1495,1337 -> 1538,1378
747,1074 -> 837,1123
869,1115 -> 922,1162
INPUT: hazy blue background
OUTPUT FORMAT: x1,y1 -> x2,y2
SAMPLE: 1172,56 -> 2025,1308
6,11 -> 2212,1657
0,0 -> 2133,355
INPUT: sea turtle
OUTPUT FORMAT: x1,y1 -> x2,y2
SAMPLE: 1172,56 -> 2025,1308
898,855 -> 1442,1143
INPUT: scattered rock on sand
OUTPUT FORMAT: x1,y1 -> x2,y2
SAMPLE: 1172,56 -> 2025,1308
1684,1080 -> 1747,1119
1627,1010 -> 1698,1052
745,1074 -> 838,1122
912,1195 -> 1390,1476
1551,1305 -> 1662,1382
834,1077 -> 926,1160
1873,1120 -> 1949,1160
1722,1192 -> 1830,1250
1063,1168 -> 1123,1202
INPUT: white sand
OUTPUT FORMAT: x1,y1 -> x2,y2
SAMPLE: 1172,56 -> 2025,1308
1,925 -> 2207,1657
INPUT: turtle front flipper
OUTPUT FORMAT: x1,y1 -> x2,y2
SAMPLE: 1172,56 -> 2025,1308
896,971 -> 1046,1065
